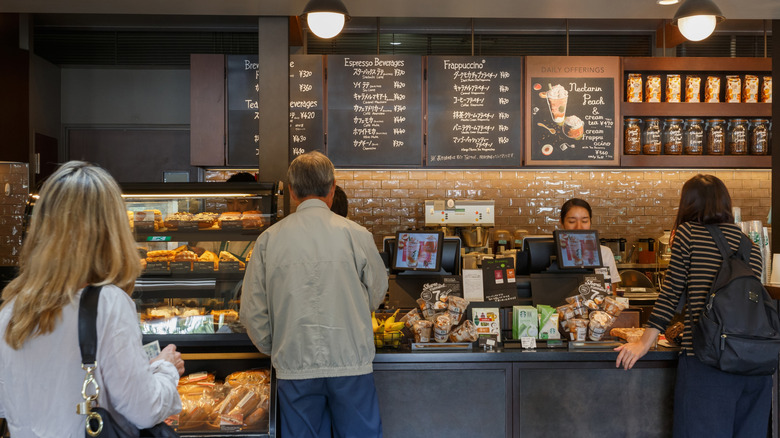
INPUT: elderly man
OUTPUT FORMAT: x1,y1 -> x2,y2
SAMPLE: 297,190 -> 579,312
240,151 -> 388,438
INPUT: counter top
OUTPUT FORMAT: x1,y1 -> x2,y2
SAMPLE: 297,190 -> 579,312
374,345 -> 679,363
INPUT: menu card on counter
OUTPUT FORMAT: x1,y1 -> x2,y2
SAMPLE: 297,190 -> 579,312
326,55 -> 423,166
289,55 -> 325,157
427,56 -> 523,167
227,55 -> 260,166
525,56 -> 620,166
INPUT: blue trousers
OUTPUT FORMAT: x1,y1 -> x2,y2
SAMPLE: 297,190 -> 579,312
277,373 -> 383,438
673,354 -> 772,438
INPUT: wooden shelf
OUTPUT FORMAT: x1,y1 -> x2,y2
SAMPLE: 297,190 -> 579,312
620,154 -> 770,168
622,57 -> 771,72
621,102 -> 771,118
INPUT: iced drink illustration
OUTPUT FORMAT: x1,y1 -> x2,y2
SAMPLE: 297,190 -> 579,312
563,115 -> 584,140
546,84 -> 568,125
406,237 -> 420,267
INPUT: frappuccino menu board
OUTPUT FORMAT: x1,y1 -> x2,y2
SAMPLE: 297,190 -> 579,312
326,55 -> 423,166
427,56 -> 523,167
525,56 -> 620,166
227,55 -> 260,166
289,55 -> 325,157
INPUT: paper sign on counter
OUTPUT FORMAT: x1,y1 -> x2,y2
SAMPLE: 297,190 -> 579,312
462,269 -> 484,302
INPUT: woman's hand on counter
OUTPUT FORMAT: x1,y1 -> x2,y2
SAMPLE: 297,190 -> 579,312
614,328 -> 660,370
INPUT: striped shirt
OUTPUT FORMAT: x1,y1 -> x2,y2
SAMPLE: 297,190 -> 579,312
646,222 -> 763,355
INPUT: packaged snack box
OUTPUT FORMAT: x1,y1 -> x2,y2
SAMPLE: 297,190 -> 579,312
512,305 -> 538,339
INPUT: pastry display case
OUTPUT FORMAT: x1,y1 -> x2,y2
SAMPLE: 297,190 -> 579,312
122,182 -> 279,437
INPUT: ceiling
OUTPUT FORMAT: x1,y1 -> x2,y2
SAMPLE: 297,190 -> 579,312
1,0 -> 779,20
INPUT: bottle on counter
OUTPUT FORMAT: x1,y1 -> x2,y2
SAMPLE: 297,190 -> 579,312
706,118 -> 726,155
749,118 -> 769,155
728,118 -> 748,155
663,118 -> 683,155
642,118 -> 661,155
624,118 -> 642,155
684,118 -> 704,155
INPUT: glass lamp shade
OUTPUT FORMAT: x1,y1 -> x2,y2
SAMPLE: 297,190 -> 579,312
677,14 -> 717,41
307,12 -> 346,39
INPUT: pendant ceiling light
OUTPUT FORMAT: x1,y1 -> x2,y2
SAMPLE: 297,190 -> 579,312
302,0 -> 351,39
672,0 -> 725,41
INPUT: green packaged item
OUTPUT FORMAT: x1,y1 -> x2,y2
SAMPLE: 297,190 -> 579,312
537,305 -> 560,340
513,305 -> 538,339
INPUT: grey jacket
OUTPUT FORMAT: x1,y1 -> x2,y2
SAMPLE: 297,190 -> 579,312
240,199 -> 388,380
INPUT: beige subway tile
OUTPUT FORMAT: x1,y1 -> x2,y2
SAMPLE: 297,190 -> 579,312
381,179 -> 400,189
398,179 -> 419,189
353,171 -> 374,181
353,188 -> 373,198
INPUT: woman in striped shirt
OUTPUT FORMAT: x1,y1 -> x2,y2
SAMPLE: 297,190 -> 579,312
614,174 -> 771,438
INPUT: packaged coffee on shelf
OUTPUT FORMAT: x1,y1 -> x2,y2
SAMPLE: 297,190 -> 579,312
762,76 -> 772,103
706,119 -> 726,155
749,119 -> 769,155
685,75 -> 701,102
705,76 -> 721,103
412,320 -> 433,343
627,73 -> 642,102
433,314 -> 453,343
645,75 -> 661,103
726,75 -> 741,103
624,118 -> 642,155
665,74 -> 681,103
743,75 -> 759,103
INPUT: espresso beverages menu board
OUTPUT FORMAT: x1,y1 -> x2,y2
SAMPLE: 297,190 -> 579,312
289,55 -> 325,158
427,56 -> 523,167
227,55 -> 260,166
327,55 -> 423,166
525,56 -> 620,166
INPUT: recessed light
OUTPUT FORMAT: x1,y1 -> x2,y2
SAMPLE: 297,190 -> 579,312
657,0 -> 680,5
390,42 -> 402,46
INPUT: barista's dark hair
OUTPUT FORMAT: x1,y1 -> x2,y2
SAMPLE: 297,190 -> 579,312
226,172 -> 257,183
331,185 -> 348,217
560,198 -> 592,223
287,151 -> 335,199
673,174 -> 733,230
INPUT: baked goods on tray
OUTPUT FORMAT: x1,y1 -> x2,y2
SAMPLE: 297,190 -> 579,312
610,327 -> 646,343
240,210 -> 264,229
219,251 -> 245,268
193,212 -> 218,229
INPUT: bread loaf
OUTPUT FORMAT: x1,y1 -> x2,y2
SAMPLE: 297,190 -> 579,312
610,327 -> 645,343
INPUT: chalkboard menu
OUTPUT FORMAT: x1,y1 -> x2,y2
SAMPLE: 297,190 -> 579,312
227,55 -> 260,166
427,56 -> 523,167
326,55 -> 423,167
289,55 -> 325,158
525,56 -> 620,166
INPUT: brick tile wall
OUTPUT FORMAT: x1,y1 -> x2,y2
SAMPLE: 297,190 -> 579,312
336,169 -> 771,249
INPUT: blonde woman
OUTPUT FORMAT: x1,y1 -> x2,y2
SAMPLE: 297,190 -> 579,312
0,161 -> 184,437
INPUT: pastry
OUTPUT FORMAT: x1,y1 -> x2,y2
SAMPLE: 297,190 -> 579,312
174,250 -> 198,262
240,211 -> 264,229
146,250 -> 174,262
193,212 -> 218,229
218,211 -> 242,228
199,250 -> 218,268
164,212 -> 193,229
211,309 -> 239,325
219,251 -> 245,269
610,327 -> 646,343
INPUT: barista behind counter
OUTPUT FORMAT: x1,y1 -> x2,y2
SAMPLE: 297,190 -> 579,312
559,198 -> 620,285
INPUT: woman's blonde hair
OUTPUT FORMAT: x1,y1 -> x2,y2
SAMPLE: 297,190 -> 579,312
2,161 -> 140,349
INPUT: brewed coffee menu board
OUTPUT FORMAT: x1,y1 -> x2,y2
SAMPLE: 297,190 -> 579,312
525,56 -> 620,166
227,55 -> 260,166
427,56 -> 523,167
289,55 -> 325,158
326,55 -> 423,167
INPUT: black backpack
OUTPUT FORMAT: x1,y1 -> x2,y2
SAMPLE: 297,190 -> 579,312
686,224 -> 780,376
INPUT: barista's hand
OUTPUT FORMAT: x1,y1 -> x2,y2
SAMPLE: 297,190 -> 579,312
152,343 -> 185,376
614,328 -> 660,370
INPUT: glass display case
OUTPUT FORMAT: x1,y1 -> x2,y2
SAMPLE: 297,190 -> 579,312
122,182 -> 279,437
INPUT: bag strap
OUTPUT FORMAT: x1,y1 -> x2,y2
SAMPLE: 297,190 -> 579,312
78,285 -> 102,366
705,223 -> 752,263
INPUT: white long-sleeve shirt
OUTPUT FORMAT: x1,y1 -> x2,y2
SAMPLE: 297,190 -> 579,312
241,199 -> 388,380
0,285 -> 181,438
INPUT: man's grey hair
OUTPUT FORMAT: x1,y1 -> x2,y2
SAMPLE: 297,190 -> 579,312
287,151 -> 335,198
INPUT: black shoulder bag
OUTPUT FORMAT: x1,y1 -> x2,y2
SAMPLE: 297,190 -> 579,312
77,285 -> 179,438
